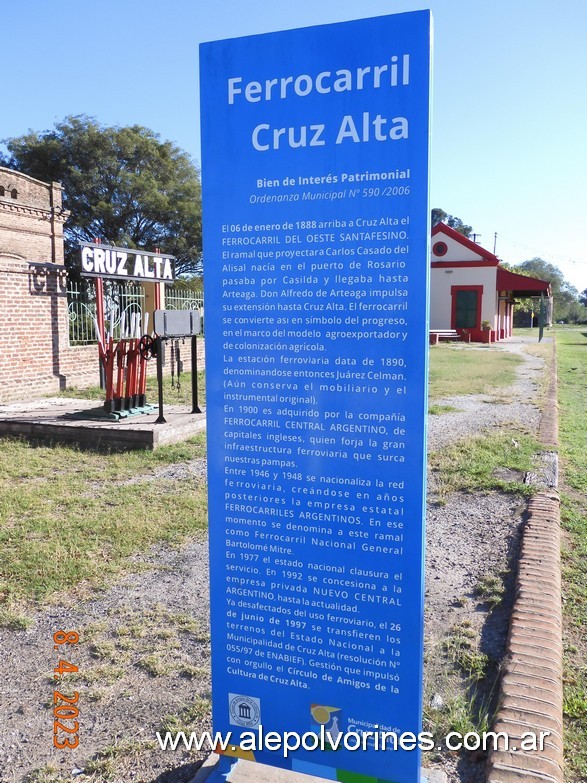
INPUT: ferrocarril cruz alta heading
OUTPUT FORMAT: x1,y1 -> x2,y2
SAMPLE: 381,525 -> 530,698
226,55 -> 412,151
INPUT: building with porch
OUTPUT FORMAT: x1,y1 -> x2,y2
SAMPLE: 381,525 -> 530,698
430,223 -> 552,342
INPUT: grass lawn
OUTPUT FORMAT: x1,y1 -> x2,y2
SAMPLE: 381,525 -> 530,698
0,433 -> 208,626
1,368 -> 207,625
428,430 -> 539,501
428,343 -> 523,400
555,327 -> 587,781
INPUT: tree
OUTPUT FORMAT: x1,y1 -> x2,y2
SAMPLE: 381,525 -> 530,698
516,258 -> 565,292
580,288 -> 587,308
511,258 -> 580,323
1,116 -> 202,276
431,208 -> 473,238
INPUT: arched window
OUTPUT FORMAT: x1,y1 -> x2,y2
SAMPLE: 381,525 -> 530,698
0,186 -> 5,197
10,188 -> 17,199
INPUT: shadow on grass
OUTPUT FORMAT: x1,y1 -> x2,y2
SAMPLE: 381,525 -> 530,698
152,760 -> 205,783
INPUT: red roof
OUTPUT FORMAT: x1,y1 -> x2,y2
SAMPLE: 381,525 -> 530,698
432,223 -> 500,264
432,223 -> 552,295
496,267 -> 551,296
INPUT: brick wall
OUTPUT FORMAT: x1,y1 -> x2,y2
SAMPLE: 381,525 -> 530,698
0,256 -> 95,401
0,167 -> 67,264
0,168 -> 73,402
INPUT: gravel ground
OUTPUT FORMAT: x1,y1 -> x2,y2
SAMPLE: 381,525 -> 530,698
0,338 -> 547,783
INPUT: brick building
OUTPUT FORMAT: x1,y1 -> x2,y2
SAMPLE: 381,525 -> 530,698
0,167 -> 96,402
0,167 -> 204,404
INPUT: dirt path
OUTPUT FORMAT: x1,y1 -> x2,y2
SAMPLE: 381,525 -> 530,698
0,338 -> 548,783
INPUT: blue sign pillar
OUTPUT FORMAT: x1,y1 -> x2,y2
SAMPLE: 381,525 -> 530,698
200,11 -> 432,783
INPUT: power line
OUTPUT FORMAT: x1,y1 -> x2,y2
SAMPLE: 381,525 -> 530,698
496,233 -> 583,267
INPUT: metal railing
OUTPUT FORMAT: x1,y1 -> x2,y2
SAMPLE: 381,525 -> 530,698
67,281 -> 146,345
165,286 -> 204,312
68,281 -> 204,344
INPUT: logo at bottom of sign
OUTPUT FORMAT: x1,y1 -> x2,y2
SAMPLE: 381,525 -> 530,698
228,694 -> 261,728
311,704 -> 343,750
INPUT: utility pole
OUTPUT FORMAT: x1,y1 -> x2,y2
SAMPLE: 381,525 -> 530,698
494,232 -> 497,255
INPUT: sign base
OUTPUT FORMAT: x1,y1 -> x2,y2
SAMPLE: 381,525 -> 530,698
190,754 -> 448,783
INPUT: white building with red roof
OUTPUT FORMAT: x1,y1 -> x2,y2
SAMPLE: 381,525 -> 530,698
430,223 -> 552,342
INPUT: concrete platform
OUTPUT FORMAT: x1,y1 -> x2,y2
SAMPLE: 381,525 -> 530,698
0,397 -> 206,450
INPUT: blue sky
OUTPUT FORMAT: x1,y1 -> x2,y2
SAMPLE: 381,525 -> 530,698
2,0 -> 586,292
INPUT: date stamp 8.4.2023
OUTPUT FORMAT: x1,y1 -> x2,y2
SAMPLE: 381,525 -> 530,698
52,630 -> 80,750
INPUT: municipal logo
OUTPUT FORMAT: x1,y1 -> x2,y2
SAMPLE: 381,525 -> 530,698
228,694 -> 261,728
